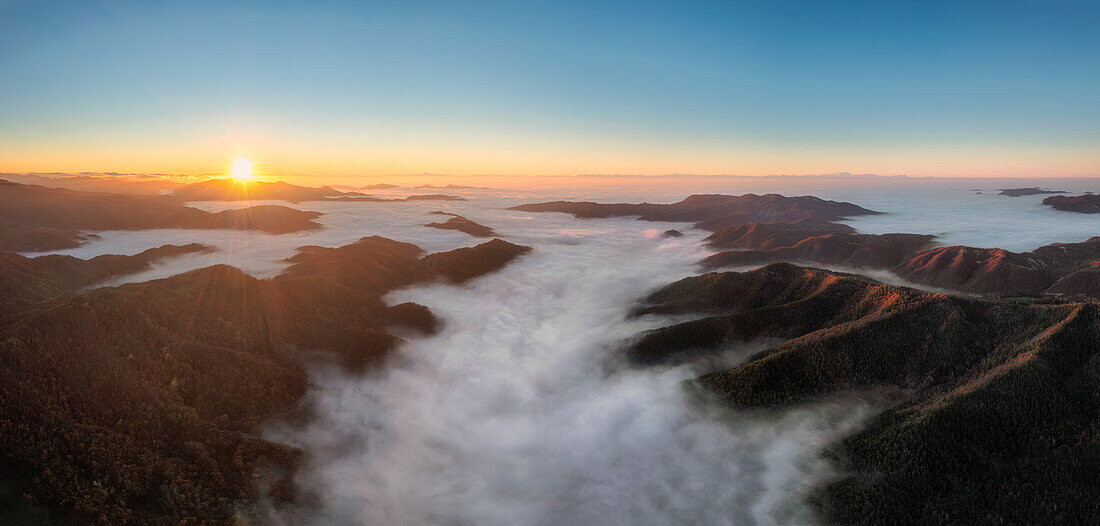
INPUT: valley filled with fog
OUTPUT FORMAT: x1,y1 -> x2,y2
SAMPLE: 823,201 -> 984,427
6,1 -> 1097,523
261,208 -> 875,525
18,176 -> 1100,524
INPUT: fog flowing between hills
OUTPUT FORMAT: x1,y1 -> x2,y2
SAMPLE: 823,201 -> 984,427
261,211 -> 875,525
21,176 -> 1100,525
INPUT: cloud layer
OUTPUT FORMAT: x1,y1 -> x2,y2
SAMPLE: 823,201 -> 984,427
260,208 -> 874,525
26,178 -> 1100,524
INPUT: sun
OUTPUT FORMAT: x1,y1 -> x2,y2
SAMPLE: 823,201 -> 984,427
230,157 -> 253,180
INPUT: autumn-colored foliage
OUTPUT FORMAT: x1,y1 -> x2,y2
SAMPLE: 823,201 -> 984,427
635,263 -> 1100,524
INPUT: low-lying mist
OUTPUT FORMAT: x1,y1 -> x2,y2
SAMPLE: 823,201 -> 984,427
24,179 -> 1086,524
261,211 -> 875,525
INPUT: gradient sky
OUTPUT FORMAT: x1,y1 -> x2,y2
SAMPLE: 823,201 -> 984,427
1,0 -> 1098,179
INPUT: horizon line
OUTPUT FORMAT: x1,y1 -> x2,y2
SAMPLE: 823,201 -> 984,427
7,171 -> 1100,182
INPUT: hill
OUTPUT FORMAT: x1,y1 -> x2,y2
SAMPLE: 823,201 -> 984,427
0,173 -> 185,195
169,179 -> 466,204
631,263 -> 1100,524
167,178 -> 357,203
422,239 -> 531,283
702,220 -> 1100,299
509,193 -> 880,231
1042,193 -> 1100,213
0,236 -> 530,524
0,243 -> 212,316
425,213 -> 497,237
0,180 -> 322,251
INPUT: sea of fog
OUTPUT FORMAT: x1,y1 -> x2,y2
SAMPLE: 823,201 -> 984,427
22,176 -> 1100,524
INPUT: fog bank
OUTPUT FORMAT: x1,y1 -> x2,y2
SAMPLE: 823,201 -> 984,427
264,211 -> 874,525
22,179 -> 1087,523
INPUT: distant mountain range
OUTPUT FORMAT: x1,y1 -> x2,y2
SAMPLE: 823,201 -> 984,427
0,179 -> 323,251
0,178 -> 471,252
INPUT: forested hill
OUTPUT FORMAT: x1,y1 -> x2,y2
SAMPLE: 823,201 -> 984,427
702,219 -> 1100,300
0,237 -> 531,524
632,263 -> 1100,524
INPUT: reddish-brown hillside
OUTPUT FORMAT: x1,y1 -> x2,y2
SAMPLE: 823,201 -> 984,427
702,218 -> 1100,299
632,263 -> 1100,524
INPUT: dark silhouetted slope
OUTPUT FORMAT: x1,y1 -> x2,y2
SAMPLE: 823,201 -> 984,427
509,193 -> 879,231
0,180 -> 323,251
0,234 -> 530,524
422,239 -> 532,283
0,243 -> 212,316
425,215 -> 497,237
168,178 -> 357,203
998,187 -> 1066,197
1043,193 -> 1100,213
0,173 -> 185,195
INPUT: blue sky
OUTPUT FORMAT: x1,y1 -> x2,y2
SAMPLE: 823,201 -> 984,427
1,0 -> 1098,177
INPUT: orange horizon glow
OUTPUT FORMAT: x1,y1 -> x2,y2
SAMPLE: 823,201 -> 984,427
4,3 -> 1098,189
2,141 -> 1098,183
7,170 -> 1100,196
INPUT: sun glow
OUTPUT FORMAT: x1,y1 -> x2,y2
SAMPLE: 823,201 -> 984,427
231,157 -> 253,180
